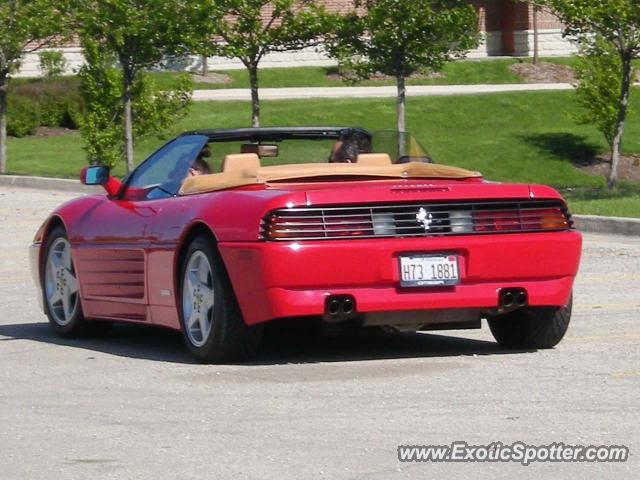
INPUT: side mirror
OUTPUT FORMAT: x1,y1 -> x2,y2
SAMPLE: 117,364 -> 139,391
80,166 -> 122,196
81,165 -> 110,186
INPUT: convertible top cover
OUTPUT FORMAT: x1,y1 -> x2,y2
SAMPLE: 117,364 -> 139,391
179,161 -> 482,195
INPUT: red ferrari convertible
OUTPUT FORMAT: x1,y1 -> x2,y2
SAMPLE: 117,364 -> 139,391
30,127 -> 582,362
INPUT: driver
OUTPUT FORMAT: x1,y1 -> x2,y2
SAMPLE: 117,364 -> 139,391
328,132 -> 372,163
188,145 -> 212,176
329,137 -> 359,163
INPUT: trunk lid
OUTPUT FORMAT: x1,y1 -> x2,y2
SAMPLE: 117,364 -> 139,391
265,178 -> 534,206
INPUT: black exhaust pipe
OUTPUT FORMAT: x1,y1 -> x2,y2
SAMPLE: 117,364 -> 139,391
324,295 -> 357,322
502,292 -> 514,308
342,298 -> 355,315
327,299 -> 341,316
516,291 -> 528,307
498,288 -> 528,311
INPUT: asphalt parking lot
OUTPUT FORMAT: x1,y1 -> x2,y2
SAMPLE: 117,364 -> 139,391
0,185 -> 638,479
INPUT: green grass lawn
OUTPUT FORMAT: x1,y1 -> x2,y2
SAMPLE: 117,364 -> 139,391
5,90 -> 640,217
154,56 -> 639,91
568,193 -> 640,218
150,58 -> 563,90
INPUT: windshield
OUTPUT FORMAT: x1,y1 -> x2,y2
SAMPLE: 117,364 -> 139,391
198,129 -> 432,169
122,128 -> 435,199
370,131 -> 432,164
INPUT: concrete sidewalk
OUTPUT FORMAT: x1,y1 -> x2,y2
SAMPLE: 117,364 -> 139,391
192,83 -> 575,101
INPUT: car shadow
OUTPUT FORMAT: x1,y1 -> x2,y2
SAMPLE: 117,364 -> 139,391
0,321 -> 194,364
252,327 -> 535,365
0,321 -> 535,365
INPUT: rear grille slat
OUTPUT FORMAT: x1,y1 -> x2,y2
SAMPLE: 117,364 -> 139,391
262,200 -> 572,241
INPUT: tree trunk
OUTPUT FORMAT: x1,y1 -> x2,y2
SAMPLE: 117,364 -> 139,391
532,5 -> 539,65
248,65 -> 260,127
201,55 -> 208,77
396,72 -> 406,133
123,71 -> 134,173
0,75 -> 7,174
609,53 -> 633,189
396,72 -> 407,158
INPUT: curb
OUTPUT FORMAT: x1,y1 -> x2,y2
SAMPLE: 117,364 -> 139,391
573,214 -> 640,237
0,174 -> 100,194
2,174 -> 637,237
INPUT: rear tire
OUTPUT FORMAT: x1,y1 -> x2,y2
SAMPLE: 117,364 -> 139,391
488,295 -> 572,349
178,235 -> 262,363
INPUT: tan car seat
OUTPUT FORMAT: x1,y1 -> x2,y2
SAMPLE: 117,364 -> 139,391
356,153 -> 392,166
221,153 -> 261,173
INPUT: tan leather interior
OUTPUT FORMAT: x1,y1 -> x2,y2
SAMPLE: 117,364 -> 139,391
221,153 -> 261,172
240,144 -> 279,157
357,153 -> 392,165
180,161 -> 482,195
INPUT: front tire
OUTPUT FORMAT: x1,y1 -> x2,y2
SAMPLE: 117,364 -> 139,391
43,227 -> 86,336
488,295 -> 572,349
179,235 -> 261,363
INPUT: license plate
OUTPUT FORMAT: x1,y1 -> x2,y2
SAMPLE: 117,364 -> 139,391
399,254 -> 460,287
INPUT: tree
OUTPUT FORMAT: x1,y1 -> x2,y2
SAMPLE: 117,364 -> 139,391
78,39 -> 193,169
0,0 -> 68,173
205,0 -> 331,127
546,0 -> 640,188
574,36 -> 632,173
530,2 -> 541,65
71,0 -> 202,172
327,0 -> 478,134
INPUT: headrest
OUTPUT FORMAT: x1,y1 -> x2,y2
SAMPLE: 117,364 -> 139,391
221,153 -> 261,173
356,153 -> 392,165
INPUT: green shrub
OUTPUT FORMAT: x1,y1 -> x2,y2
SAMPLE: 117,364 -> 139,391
7,95 -> 40,137
39,50 -> 67,78
7,77 -> 84,135
78,41 -> 192,168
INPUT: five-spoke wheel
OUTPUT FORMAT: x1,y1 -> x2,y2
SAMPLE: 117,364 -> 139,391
43,227 -> 89,336
182,251 -> 215,347
179,235 -> 262,362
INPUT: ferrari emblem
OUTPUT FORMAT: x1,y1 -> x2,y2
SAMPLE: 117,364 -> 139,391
416,207 -> 433,232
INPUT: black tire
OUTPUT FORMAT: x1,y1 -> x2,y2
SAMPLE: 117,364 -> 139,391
43,226 -> 89,337
178,235 -> 262,363
488,295 -> 572,349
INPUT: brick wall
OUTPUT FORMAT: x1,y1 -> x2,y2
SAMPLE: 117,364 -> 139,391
15,1 -> 575,77
469,0 -> 503,32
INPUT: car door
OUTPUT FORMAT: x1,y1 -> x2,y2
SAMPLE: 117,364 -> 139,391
73,135 -> 208,322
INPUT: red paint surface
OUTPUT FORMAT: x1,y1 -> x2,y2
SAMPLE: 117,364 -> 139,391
32,177 -> 582,331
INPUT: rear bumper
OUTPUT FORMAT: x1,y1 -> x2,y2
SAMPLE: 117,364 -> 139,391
219,231 -> 582,325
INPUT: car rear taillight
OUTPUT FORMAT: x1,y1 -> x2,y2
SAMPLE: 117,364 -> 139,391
264,216 -> 321,240
473,207 -> 569,232
261,201 -> 572,241
324,215 -> 373,237
263,213 -> 374,240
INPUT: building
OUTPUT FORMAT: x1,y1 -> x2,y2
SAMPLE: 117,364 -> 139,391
15,1 -> 574,78
314,1 -> 573,58
470,0 -> 573,57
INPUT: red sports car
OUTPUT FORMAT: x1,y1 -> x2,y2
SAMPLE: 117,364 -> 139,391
30,127 -> 582,362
